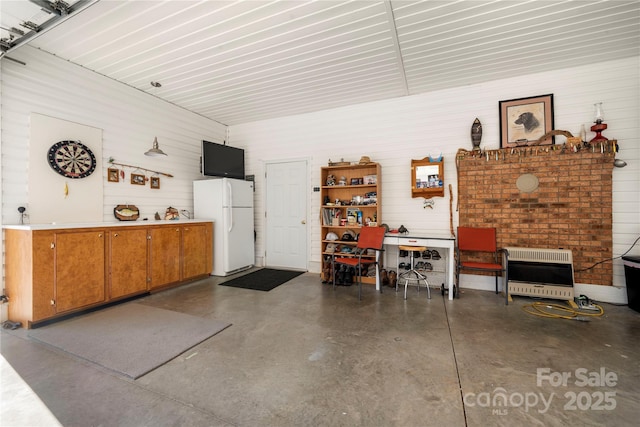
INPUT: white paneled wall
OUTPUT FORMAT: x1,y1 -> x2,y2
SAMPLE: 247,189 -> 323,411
1,46 -> 638,301
1,46 -> 227,224
230,56 -> 639,298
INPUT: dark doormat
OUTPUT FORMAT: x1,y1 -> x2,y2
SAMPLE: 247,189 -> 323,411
219,268 -> 304,291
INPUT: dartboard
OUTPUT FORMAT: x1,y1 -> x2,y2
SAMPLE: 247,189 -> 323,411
47,140 -> 97,179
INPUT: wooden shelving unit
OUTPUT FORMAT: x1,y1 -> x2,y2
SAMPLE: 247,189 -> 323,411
320,162 -> 381,284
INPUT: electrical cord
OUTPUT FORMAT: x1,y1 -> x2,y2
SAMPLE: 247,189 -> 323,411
522,301 -> 604,321
2,320 -> 21,330
521,236 -> 639,320
576,234 -> 640,272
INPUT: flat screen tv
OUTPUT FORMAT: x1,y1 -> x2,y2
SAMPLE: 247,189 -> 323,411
201,140 -> 245,179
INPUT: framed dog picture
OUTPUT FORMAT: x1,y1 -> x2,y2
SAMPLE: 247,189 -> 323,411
499,94 -> 554,148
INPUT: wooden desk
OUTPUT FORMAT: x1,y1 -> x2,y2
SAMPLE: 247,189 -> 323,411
383,233 -> 456,300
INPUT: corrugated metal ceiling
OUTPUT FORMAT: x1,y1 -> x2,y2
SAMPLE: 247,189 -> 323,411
1,0 -> 639,125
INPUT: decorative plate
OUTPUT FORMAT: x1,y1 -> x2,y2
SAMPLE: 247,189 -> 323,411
114,204 -> 140,221
516,173 -> 539,193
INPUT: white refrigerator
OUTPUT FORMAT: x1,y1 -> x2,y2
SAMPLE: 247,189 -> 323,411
193,178 -> 255,276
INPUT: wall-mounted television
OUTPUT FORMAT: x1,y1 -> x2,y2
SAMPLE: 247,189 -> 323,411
201,140 -> 245,179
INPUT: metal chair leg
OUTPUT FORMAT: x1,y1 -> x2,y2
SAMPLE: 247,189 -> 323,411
402,270 -> 430,300
400,252 -> 430,300
505,270 -> 509,306
332,258 -> 336,291
358,262 -> 362,301
425,273 -> 431,299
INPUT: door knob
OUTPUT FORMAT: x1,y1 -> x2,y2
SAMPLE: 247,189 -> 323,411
301,220 -> 306,224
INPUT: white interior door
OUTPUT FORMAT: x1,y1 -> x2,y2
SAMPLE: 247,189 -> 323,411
265,160 -> 308,270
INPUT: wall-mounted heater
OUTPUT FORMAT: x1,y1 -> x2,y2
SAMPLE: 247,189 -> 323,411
505,247 -> 574,302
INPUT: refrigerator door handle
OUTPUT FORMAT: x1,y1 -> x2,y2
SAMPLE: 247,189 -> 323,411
226,179 -> 233,207
227,180 -> 234,232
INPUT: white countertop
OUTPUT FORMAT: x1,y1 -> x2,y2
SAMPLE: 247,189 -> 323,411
2,218 -> 214,231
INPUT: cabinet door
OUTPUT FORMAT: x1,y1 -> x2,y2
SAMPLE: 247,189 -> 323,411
109,228 -> 148,299
182,224 -> 212,279
149,226 -> 181,289
55,230 -> 106,313
4,229 -> 56,324
32,232 -> 56,321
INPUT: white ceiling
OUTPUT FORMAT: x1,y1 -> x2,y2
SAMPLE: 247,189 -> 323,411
2,0 -> 639,126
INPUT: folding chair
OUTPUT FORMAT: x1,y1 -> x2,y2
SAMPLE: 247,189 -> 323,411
332,226 -> 386,300
455,227 -> 509,304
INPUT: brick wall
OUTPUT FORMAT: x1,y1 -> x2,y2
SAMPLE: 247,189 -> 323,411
457,145 -> 615,286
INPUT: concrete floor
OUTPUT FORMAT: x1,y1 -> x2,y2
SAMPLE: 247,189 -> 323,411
2,270 -> 639,427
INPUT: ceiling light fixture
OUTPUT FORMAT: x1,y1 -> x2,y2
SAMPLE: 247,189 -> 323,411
145,81 -> 167,157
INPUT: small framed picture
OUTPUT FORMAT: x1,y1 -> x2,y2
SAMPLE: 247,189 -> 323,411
131,173 -> 146,185
107,168 -> 119,182
150,176 -> 160,189
350,178 -> 361,185
499,94 -> 554,148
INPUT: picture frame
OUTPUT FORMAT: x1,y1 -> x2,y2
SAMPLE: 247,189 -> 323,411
499,94 -> 554,148
363,174 -> 377,185
150,176 -> 160,189
107,167 -> 119,182
131,173 -> 146,185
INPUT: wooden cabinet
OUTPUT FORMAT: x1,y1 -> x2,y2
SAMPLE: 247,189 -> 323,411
4,221 -> 213,328
109,227 -> 148,299
31,231 -> 56,321
54,229 -> 106,312
320,162 -> 381,284
4,228 -> 107,324
148,225 -> 182,289
182,223 -> 212,280
147,222 -> 213,289
5,229 -> 56,323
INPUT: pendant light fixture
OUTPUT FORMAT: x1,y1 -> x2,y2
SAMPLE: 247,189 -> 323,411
145,81 -> 168,157
145,136 -> 167,157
